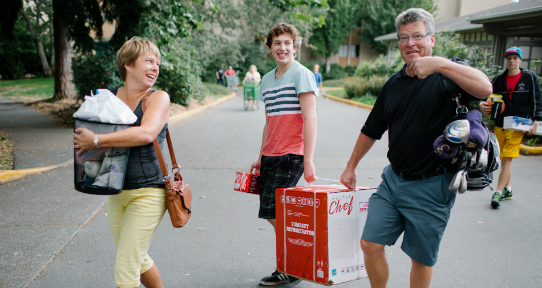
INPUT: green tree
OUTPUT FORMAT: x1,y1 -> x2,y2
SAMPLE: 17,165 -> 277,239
356,0 -> 435,53
20,0 -> 53,77
244,0 -> 327,40
432,31 -> 500,80
0,18 -> 43,79
310,0 -> 353,72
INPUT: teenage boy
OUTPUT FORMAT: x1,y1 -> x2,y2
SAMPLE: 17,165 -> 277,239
250,22 -> 318,286
480,47 -> 541,208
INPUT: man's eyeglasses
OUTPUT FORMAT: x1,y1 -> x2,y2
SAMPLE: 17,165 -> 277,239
397,33 -> 430,43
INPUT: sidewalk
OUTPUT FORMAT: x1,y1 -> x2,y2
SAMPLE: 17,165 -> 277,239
0,96 -> 74,171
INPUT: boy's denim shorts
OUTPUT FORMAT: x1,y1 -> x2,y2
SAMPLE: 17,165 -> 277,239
361,165 -> 457,267
258,154 -> 304,219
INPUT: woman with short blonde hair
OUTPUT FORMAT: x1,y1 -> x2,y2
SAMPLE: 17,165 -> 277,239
73,36 -> 170,288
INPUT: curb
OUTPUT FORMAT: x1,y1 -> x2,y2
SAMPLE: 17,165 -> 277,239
0,92 -> 238,184
323,92 -> 373,110
519,144 -> 542,156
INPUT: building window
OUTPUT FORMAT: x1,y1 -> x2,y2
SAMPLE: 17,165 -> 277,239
339,45 -> 349,57
339,45 -> 359,58
350,45 -> 359,58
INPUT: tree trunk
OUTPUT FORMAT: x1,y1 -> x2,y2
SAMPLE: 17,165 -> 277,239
325,56 -> 331,73
53,9 -> 76,100
49,21 -> 54,72
21,9 -> 52,77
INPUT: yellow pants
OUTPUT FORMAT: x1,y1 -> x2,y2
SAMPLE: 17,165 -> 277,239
494,126 -> 524,159
107,187 -> 166,288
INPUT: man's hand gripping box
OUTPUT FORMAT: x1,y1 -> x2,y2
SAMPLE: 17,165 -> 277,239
275,185 -> 376,285
503,116 -> 542,135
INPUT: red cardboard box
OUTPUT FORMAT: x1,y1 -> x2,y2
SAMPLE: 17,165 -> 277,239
276,185 -> 376,285
234,172 -> 259,194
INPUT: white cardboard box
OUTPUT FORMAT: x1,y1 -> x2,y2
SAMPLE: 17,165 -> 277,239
503,116 -> 542,136
275,185 -> 376,285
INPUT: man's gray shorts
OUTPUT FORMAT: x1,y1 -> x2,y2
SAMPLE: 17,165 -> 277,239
361,165 -> 457,267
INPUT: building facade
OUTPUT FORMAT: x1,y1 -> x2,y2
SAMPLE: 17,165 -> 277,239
375,0 -> 542,75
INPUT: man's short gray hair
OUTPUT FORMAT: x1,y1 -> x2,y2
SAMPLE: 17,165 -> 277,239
395,8 -> 435,37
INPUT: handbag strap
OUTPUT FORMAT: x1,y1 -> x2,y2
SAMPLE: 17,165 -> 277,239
140,90 -> 182,180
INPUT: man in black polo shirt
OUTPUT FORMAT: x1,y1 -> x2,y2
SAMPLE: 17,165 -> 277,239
340,8 -> 492,288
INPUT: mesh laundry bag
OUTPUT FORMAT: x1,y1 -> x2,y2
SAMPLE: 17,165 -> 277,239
73,118 -> 132,195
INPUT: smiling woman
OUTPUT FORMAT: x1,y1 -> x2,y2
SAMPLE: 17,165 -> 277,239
71,36 -> 171,288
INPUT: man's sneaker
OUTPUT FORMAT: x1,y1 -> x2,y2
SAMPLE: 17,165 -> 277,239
500,188 -> 513,200
491,192 -> 501,208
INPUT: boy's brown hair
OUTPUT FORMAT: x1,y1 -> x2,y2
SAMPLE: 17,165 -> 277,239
265,23 -> 300,51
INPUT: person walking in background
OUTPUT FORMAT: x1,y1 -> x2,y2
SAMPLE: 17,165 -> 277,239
340,8 -> 491,288
312,64 -> 323,98
250,22 -> 318,286
73,37 -> 171,288
244,64 -> 261,110
216,65 -> 225,86
225,65 -> 236,88
479,47 -> 541,208
245,64 -> 261,82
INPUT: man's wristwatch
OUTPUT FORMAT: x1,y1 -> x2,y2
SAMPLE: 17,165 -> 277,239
93,134 -> 100,148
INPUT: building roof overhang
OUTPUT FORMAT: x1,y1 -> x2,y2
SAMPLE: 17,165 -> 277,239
374,0 -> 542,42
468,6 -> 542,23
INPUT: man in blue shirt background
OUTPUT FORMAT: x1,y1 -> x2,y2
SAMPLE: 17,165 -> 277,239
312,64 -> 323,97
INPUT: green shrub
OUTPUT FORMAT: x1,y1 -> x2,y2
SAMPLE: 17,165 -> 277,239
203,82 -> 232,97
344,65 -> 356,77
355,54 -> 404,78
530,59 -> 542,92
344,75 -> 388,99
526,135 -> 541,147
157,48 -> 206,106
72,50 -> 123,98
352,94 -> 377,106
433,31 -> 501,80
322,79 -> 346,87
0,19 -> 47,79
344,77 -> 367,99
323,63 -> 346,80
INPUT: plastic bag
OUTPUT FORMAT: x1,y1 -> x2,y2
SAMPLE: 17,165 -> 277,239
73,89 -> 137,124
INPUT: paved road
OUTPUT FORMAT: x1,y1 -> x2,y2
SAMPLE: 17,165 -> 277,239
0,97 -> 73,170
1,94 -> 541,287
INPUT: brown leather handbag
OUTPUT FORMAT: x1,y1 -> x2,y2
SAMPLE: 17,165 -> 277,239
142,92 -> 192,228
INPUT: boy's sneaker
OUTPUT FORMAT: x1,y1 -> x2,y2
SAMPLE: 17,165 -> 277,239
491,192 -> 501,208
289,276 -> 302,285
260,270 -> 301,286
500,188 -> 513,200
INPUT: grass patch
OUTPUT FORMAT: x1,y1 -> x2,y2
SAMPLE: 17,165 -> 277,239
326,89 -> 347,98
203,82 -> 233,97
322,79 -> 346,87
0,77 -> 54,102
352,95 -> 377,106
326,88 -> 377,106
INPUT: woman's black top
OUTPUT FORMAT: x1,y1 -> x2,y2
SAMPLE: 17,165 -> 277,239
122,91 -> 168,190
